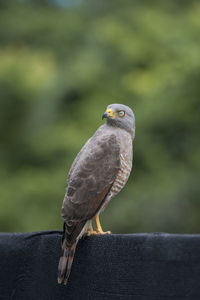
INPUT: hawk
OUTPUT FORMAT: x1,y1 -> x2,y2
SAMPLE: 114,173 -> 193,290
58,103 -> 135,284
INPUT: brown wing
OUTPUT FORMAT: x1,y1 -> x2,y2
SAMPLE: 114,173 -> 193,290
62,131 -> 120,221
61,130 -> 120,246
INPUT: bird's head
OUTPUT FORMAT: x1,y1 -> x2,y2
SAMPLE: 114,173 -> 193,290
102,103 -> 135,138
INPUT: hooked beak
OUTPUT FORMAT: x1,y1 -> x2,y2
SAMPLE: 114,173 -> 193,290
102,112 -> 109,120
102,108 -> 115,120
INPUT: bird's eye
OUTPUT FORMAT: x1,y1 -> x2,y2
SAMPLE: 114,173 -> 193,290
118,110 -> 125,117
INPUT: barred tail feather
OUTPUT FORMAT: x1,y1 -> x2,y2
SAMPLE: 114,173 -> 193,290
57,241 -> 77,285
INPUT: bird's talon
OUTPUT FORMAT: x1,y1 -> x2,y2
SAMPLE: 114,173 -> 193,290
87,229 -> 111,236
87,230 -> 98,236
96,230 -> 111,235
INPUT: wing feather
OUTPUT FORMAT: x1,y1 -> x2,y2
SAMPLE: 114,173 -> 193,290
61,129 -> 120,223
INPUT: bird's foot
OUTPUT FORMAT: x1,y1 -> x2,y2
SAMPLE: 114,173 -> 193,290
87,229 -> 111,236
94,214 -> 111,234
87,215 -> 111,236
87,229 -> 98,236
96,229 -> 111,235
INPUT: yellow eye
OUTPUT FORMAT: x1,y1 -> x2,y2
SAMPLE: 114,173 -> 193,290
118,110 -> 125,117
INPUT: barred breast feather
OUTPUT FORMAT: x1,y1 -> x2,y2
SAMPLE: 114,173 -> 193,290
110,154 -> 132,195
100,129 -> 133,211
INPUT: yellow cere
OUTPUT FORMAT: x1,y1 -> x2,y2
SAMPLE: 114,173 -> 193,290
106,108 -> 116,118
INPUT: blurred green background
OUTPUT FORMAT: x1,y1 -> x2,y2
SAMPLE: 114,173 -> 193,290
0,0 -> 200,233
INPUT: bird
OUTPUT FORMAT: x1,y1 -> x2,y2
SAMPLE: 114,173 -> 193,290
57,103 -> 135,285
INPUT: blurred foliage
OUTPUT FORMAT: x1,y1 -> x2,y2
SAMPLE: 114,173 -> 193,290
0,0 -> 200,233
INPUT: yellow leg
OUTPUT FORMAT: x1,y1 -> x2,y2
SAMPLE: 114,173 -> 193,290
95,214 -> 111,234
87,215 -> 111,236
87,224 -> 97,236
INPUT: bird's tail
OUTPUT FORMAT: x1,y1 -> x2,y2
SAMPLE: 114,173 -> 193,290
57,239 -> 77,285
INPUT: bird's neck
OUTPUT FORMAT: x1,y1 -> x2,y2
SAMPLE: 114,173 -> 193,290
105,121 -> 135,140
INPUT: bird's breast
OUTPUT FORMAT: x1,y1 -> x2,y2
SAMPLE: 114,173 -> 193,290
110,153 -> 132,195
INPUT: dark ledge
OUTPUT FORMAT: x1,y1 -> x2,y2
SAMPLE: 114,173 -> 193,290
0,231 -> 200,300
